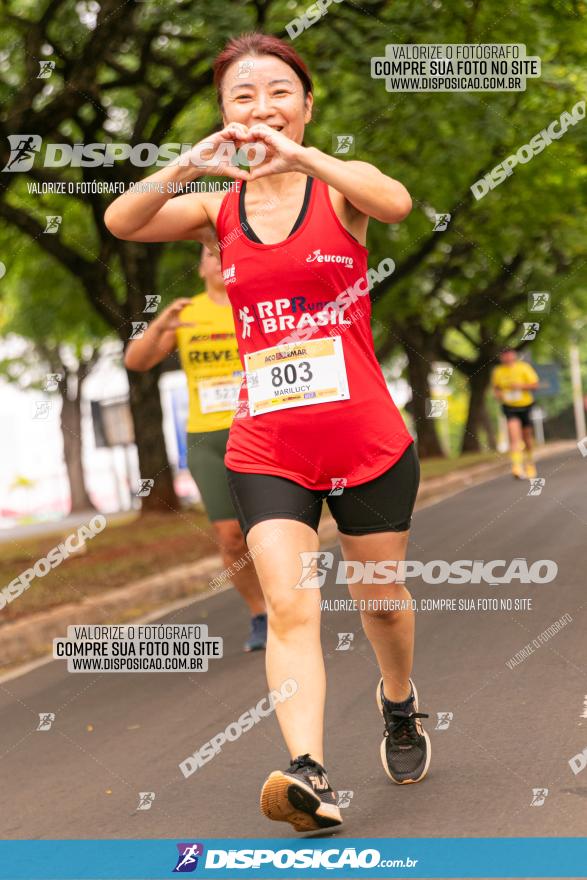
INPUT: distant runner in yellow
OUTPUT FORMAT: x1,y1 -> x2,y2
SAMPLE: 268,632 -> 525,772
492,348 -> 540,480
124,246 -> 267,651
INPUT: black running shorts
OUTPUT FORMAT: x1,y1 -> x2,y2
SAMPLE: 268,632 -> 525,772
501,404 -> 534,428
226,442 -> 420,540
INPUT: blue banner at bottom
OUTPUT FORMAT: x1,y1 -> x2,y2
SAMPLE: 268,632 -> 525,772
0,838 -> 584,879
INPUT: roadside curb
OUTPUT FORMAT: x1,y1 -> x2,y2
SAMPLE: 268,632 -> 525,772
0,441 -> 576,669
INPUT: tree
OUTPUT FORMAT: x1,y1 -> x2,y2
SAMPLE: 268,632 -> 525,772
1,0 -> 585,472
0,339 -> 98,512
0,234 -> 109,511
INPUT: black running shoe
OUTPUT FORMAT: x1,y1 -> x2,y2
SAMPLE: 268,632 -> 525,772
376,678 -> 431,784
260,753 -> 343,832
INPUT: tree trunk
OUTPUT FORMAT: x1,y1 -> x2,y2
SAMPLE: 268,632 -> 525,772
118,242 -> 179,514
126,366 -> 179,513
404,341 -> 445,458
461,365 -> 493,453
60,379 -> 96,513
480,401 -> 497,451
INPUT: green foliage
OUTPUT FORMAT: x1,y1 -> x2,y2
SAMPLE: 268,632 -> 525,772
0,0 -> 585,414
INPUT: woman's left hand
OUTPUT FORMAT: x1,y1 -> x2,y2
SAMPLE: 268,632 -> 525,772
242,124 -> 306,180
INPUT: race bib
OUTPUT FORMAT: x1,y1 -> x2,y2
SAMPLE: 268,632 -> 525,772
244,337 -> 350,417
503,389 -> 523,403
197,373 -> 242,414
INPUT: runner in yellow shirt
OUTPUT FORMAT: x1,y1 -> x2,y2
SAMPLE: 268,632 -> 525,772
124,247 -> 267,651
492,349 -> 540,480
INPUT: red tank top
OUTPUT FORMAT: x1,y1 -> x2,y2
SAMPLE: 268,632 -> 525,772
216,176 -> 413,490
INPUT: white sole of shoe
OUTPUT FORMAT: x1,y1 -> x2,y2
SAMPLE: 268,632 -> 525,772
376,677 -> 432,784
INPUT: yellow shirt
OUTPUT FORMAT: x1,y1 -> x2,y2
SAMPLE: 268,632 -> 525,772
176,292 -> 243,433
492,361 -> 539,408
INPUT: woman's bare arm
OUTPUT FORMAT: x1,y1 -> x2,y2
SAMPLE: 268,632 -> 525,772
104,124 -> 251,243
242,124 -> 412,225
300,153 -> 412,224
124,299 -> 194,371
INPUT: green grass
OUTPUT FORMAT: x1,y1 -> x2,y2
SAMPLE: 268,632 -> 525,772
419,450 -> 505,480
0,509 -> 216,625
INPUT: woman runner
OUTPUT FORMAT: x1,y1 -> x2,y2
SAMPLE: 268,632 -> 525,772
105,32 -> 431,833
124,246 -> 267,652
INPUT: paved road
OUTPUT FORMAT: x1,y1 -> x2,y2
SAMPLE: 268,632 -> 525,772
1,450 -> 586,846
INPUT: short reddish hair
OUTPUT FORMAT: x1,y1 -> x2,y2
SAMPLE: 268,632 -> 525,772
213,33 -> 313,111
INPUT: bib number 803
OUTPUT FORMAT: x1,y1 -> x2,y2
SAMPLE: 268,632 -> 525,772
271,361 -> 313,387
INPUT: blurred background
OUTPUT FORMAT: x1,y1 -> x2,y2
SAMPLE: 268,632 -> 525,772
0,0 -> 585,525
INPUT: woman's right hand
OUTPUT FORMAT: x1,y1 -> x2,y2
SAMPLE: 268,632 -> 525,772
105,123 -> 258,244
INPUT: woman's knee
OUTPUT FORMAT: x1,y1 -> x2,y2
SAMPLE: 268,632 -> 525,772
360,603 -> 407,625
266,594 -> 318,636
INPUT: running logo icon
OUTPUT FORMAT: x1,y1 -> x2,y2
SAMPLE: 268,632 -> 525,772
528,292 -> 550,313
36,713 -> 56,731
237,60 -> 253,78
37,60 -> 55,79
333,135 -> 354,155
43,373 -> 62,392
528,478 -> 545,496
337,790 -> 354,808
336,632 -> 354,651
521,322 -> 540,341
433,213 -> 451,231
568,747 -> 587,776
426,399 -> 448,419
233,400 -> 250,419
136,792 -> 155,811
130,321 -> 148,340
33,401 -> 52,420
144,294 -> 161,313
44,215 -> 62,233
435,712 -> 453,730
3,134 -> 42,172
530,788 -> 548,806
136,479 -> 154,497
431,366 -> 453,386
173,843 -> 204,873
295,551 -> 334,588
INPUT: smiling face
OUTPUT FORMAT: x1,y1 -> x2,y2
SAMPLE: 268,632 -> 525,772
220,54 -> 313,144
